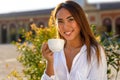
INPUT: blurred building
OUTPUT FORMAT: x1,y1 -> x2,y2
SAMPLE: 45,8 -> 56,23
0,0 -> 120,44
0,9 -> 53,44
85,2 -> 120,35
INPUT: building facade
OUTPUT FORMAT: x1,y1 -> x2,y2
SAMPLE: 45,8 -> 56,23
0,9 -> 53,43
0,1 -> 120,44
85,2 -> 120,35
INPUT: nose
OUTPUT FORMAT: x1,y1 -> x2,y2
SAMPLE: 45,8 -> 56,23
63,21 -> 70,30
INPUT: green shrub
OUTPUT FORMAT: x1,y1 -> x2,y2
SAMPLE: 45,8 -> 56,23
91,25 -> 120,80
12,23 -> 57,80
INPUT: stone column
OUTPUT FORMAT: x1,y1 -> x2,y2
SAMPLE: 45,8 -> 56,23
112,19 -> 116,34
0,25 -> 1,43
7,24 -> 10,43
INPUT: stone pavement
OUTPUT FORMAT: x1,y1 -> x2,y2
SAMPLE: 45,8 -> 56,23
0,44 -> 120,80
0,44 -> 23,80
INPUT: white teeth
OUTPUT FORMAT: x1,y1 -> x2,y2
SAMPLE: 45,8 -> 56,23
64,31 -> 71,35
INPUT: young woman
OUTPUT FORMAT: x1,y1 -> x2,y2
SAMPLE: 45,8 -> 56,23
41,1 -> 107,80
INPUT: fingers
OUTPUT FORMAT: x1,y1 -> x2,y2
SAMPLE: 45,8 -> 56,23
41,42 -> 47,52
45,48 -> 51,54
41,42 -> 52,57
41,42 -> 54,63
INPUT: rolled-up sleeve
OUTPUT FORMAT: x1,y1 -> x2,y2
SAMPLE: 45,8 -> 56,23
41,72 -> 55,80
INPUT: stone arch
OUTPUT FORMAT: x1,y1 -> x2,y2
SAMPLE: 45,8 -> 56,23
9,23 -> 17,42
1,24 -> 7,43
17,23 -> 26,43
115,17 -> 120,36
19,22 -> 26,31
103,18 -> 112,32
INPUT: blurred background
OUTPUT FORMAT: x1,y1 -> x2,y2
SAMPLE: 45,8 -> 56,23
0,0 -> 120,80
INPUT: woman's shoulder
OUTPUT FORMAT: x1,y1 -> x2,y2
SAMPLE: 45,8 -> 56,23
90,44 -> 106,61
91,44 -> 104,53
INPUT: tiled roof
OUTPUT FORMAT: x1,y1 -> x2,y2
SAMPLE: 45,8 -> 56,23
93,2 -> 120,10
100,2 -> 120,10
0,8 -> 54,18
0,2 -> 120,18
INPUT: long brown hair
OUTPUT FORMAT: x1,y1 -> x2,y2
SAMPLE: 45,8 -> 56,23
53,1 -> 101,64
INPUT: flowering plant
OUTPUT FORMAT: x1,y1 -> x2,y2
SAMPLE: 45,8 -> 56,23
8,14 -> 57,80
91,25 -> 120,80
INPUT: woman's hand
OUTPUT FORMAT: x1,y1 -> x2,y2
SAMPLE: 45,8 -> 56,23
41,42 -> 54,63
41,42 -> 54,76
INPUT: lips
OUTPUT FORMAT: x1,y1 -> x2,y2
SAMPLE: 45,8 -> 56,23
64,30 -> 74,36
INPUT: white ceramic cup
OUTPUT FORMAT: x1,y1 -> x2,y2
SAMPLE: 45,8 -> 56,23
48,39 -> 65,53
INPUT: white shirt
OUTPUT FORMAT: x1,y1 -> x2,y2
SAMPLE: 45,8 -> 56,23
41,45 -> 107,80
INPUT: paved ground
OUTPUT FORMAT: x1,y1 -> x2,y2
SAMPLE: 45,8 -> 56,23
0,44 -> 119,80
0,44 -> 24,80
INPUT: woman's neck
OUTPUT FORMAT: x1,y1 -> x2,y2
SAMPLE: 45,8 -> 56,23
65,39 -> 83,49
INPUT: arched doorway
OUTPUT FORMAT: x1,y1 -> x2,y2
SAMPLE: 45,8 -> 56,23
115,17 -> 120,36
18,24 -> 26,43
1,24 -> 7,43
103,18 -> 112,32
9,24 -> 17,42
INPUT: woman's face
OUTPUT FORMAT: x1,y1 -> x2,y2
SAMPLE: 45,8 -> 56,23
56,8 -> 81,41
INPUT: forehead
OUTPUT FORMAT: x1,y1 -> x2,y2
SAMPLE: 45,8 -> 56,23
56,8 -> 72,18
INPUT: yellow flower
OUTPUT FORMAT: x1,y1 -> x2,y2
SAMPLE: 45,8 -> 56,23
18,38 -> 21,42
25,32 -> 31,38
7,75 -> 11,79
30,23 -> 37,30
6,63 -> 9,68
96,36 -> 101,42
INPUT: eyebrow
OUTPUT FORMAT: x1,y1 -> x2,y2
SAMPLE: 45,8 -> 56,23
57,16 -> 73,20
66,16 -> 73,19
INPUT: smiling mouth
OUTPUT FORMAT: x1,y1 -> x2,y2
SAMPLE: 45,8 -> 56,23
64,30 -> 74,36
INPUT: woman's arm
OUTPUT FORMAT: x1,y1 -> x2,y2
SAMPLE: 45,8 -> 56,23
46,61 -> 54,76
41,62 -> 55,80
41,43 -> 55,80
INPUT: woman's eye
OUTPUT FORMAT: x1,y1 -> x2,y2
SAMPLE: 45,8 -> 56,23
68,18 -> 74,22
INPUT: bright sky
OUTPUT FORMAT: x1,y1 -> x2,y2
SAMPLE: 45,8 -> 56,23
0,0 -> 120,14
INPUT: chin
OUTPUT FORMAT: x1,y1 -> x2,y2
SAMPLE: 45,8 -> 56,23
64,37 -> 74,41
